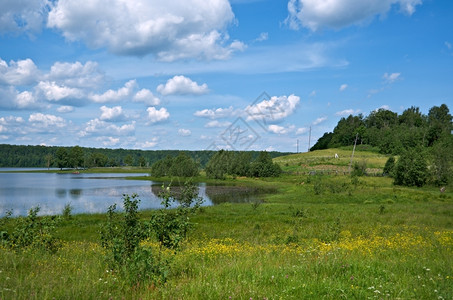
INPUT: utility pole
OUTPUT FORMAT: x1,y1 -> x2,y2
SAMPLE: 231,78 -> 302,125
308,126 -> 311,151
348,133 -> 359,173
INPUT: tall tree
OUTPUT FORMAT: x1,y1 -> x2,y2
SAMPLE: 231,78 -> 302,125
69,146 -> 84,169
55,147 -> 69,170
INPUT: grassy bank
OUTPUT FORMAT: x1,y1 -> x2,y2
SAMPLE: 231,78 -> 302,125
1,151 -> 452,299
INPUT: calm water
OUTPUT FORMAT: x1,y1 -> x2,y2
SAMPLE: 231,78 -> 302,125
0,170 -> 214,216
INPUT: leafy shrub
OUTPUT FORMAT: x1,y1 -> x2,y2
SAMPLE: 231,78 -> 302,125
351,160 -> 367,177
394,148 -> 428,187
1,207 -> 61,253
383,156 -> 395,177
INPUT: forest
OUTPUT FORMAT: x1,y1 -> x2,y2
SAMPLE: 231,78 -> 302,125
0,144 -> 290,169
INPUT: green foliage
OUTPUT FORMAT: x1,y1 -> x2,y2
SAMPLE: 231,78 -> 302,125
100,182 -> 203,284
429,135 -> 453,186
62,203 -> 73,220
310,104 -> 452,157
56,147 -> 69,170
1,207 -> 61,252
351,160 -> 367,177
149,181 -> 203,250
394,148 -> 428,187
249,151 -> 282,177
69,146 -> 84,169
383,156 -> 395,177
205,150 -> 252,179
151,152 -> 199,178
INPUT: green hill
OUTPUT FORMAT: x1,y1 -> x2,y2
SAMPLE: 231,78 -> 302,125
274,146 -> 389,175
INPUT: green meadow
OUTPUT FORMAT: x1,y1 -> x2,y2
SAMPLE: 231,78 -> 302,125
1,149 -> 452,299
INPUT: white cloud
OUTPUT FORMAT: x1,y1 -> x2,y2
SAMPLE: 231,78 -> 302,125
157,75 -> 209,96
79,118 -> 135,137
100,105 -> 125,121
194,106 -> 236,119
205,120 -> 231,128
28,113 -> 66,130
147,107 -> 170,123
96,136 -> 120,147
0,0 -> 49,34
47,61 -> 104,89
36,81 -> 84,101
339,84 -> 348,91
0,58 -> 39,86
178,128 -> 192,136
0,86 -> 41,109
57,105 -> 74,113
268,124 -> 288,134
135,138 -> 158,149
312,116 -> 327,125
47,0 -> 242,61
376,105 -> 391,111
245,94 -> 300,122
286,0 -> 422,31
296,127 -> 309,135
133,89 -> 161,106
254,32 -> 269,42
335,109 -> 360,116
383,72 -> 401,83
90,80 -> 137,103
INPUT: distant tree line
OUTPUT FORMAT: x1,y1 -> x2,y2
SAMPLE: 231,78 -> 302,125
312,104 -> 452,187
0,144 -> 291,169
150,150 -> 282,179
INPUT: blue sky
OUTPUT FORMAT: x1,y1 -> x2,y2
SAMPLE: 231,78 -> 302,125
0,0 -> 452,152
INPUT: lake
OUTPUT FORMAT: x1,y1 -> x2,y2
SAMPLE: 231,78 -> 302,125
0,170 -> 268,216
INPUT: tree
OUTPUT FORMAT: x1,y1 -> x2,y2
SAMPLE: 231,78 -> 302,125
429,135 -> 453,186
69,146 -> 84,169
249,151 -> 282,177
138,156 -> 147,167
55,147 -> 69,170
124,154 -> 134,166
45,154 -> 53,170
427,104 -> 452,146
394,148 -> 428,187
383,156 -> 395,177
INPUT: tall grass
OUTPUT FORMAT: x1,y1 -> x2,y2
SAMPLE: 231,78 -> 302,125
1,173 -> 452,299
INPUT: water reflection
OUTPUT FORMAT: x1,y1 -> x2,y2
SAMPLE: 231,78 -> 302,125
0,171 -> 274,217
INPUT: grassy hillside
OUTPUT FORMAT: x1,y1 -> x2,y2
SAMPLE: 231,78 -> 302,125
274,147 -> 390,175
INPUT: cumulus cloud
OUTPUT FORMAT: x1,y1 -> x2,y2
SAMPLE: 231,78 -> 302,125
245,94 -> 300,123
36,81 -> 84,101
383,72 -> 401,83
133,89 -> 161,106
99,105 -> 125,121
268,124 -> 288,134
90,80 -> 137,103
57,105 -> 74,113
47,61 -> 104,89
286,0 -> 422,31
339,84 -> 348,91
147,107 -> 170,123
335,109 -> 360,116
312,116 -> 327,125
28,113 -> 66,130
96,136 -> 120,147
0,86 -> 41,109
0,0 -> 49,34
194,106 -> 236,119
79,118 -> 135,137
47,0 -> 243,61
135,138 -> 158,149
157,75 -> 209,96
296,127 -> 309,135
205,120 -> 231,128
0,58 -> 39,86
178,128 -> 192,136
